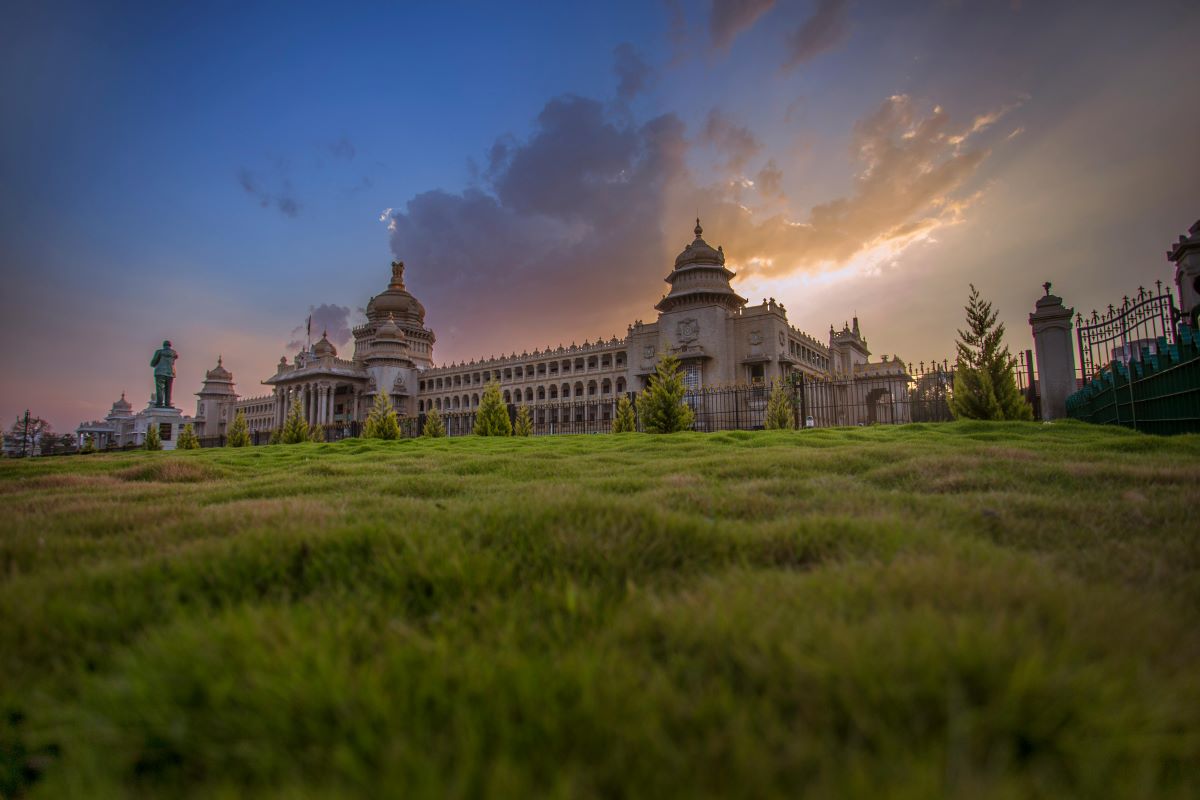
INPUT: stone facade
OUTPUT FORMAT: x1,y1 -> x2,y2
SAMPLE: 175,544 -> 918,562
81,220 -> 912,437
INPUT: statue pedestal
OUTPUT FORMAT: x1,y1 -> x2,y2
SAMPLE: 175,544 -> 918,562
140,406 -> 184,450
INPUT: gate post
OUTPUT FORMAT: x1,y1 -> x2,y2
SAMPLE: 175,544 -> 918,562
1169,219 -> 1200,330
1028,282 -> 1076,420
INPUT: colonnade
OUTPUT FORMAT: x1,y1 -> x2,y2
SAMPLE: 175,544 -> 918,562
274,382 -> 364,428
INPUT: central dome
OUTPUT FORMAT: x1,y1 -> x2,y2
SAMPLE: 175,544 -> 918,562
674,218 -> 725,269
366,261 -> 426,324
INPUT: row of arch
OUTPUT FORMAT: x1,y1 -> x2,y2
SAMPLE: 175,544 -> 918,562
419,377 -> 628,412
421,352 -> 628,391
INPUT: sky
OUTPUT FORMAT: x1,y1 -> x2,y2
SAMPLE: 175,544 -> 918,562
2,0 -> 1198,432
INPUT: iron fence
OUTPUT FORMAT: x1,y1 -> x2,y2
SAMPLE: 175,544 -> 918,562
1076,281 -> 1180,385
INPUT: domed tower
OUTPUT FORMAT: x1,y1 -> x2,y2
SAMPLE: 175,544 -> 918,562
354,260 -> 436,368
195,356 -> 238,437
655,219 -> 746,315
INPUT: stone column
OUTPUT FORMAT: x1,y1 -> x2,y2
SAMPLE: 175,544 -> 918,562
1029,282 -> 1076,420
1168,220 -> 1200,329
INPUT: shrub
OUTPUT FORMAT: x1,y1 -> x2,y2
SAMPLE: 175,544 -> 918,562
308,423 -> 325,443
764,380 -> 795,430
226,410 -> 251,447
176,423 -> 200,449
950,284 -> 1034,421
612,394 -> 636,433
267,428 -> 281,445
144,423 -> 162,451
281,398 -> 310,444
363,391 -> 401,440
422,406 -> 446,438
513,404 -> 533,437
475,381 -> 512,436
81,435 -> 97,454
637,353 -> 695,433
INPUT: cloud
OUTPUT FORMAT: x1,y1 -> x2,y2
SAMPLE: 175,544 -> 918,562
710,0 -> 776,49
286,303 -> 353,351
613,42 -> 651,102
327,136 -> 356,160
784,0 -> 850,69
701,109 -> 762,174
703,94 -> 1002,277
236,168 -> 301,218
382,90 -> 1010,363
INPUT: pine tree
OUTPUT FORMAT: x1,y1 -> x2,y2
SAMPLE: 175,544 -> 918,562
144,423 -> 162,451
513,404 -> 533,437
949,284 -> 1034,421
422,406 -> 446,438
612,394 -> 636,433
764,379 -> 795,430
176,423 -> 200,449
281,398 -> 310,444
637,353 -> 695,433
226,410 -> 252,447
475,380 -> 512,436
363,390 -> 401,440
267,428 -> 281,445
308,423 -> 325,442
81,435 -> 97,454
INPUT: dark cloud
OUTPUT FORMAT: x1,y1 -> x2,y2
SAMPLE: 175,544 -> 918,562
384,90 -> 1006,362
784,0 -> 850,69
327,136 -> 356,160
613,43 -> 651,102
287,303 -> 353,351
388,96 -> 689,359
709,0 -> 776,49
701,109 -> 762,174
236,168 -> 301,217
755,159 -> 784,198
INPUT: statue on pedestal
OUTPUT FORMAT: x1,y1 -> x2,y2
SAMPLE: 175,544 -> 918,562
150,340 -> 179,408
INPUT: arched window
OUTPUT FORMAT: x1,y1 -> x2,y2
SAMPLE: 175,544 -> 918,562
601,379 -> 612,395
587,380 -> 597,397
561,382 -> 570,398
587,356 -> 597,370
472,394 -> 479,408
503,390 -> 512,403
616,377 -> 626,393
574,381 -> 584,398
562,359 -> 571,373
418,400 -> 424,412
503,368 -> 512,380
435,398 -> 442,410
524,387 -> 533,402
549,385 -> 558,400
525,364 -> 535,377
462,394 -> 470,408
537,386 -> 546,401
452,396 -> 460,410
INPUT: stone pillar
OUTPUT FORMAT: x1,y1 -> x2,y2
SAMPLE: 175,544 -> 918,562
1029,282 -> 1076,420
1168,219 -> 1200,329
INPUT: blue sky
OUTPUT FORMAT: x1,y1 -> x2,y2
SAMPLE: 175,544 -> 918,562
2,0 -> 1198,430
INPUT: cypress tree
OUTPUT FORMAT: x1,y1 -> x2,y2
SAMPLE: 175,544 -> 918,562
144,423 -> 162,451
475,380 -> 512,436
267,428 -> 281,445
226,410 -> 252,447
281,398 -> 310,444
81,435 -> 97,454
949,284 -> 1034,421
422,406 -> 446,438
612,394 -> 636,433
176,423 -> 200,449
636,353 -> 695,433
364,391 -> 401,440
764,379 -> 795,430
513,404 -> 533,437
308,423 -> 325,442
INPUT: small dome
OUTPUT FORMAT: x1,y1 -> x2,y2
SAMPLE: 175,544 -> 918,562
111,392 -> 132,412
674,218 -> 725,269
375,313 -> 406,341
366,260 -> 426,324
205,355 -> 233,380
312,332 -> 337,358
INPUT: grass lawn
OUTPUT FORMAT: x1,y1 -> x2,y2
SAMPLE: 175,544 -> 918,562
2,421 -> 1199,798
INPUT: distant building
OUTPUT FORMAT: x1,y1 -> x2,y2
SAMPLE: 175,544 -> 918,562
79,220 -> 915,437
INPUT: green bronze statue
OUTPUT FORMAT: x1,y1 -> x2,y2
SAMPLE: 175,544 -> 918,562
150,340 -> 178,408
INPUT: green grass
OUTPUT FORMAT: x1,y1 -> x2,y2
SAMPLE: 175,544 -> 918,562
2,421 -> 1199,798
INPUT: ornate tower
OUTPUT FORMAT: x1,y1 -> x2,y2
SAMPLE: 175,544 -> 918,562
195,356 -> 238,437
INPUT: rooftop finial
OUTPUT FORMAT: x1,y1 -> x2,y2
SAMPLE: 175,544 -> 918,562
694,217 -> 703,238
1043,281 -> 1052,296
217,355 -> 222,366
390,260 -> 406,289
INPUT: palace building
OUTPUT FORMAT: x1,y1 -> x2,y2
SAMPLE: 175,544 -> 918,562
79,220 -> 913,444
